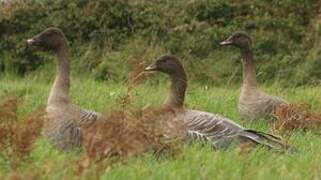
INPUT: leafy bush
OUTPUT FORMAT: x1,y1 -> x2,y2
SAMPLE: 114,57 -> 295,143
0,0 -> 321,86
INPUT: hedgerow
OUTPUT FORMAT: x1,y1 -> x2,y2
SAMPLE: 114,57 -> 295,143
0,0 -> 320,86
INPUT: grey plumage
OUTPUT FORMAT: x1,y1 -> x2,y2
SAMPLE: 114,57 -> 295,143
145,55 -> 293,151
181,110 -> 287,150
27,28 -> 101,151
220,32 -> 288,121
44,104 -> 101,150
239,87 -> 288,120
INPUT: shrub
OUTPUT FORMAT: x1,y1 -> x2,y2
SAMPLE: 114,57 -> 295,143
0,0 -> 320,86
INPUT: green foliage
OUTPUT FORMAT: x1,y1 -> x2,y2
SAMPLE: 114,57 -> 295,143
1,0 -> 321,85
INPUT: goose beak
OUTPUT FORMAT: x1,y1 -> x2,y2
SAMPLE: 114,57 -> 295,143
27,39 -> 35,44
144,63 -> 158,71
26,38 -> 36,46
219,39 -> 233,46
26,38 -> 42,46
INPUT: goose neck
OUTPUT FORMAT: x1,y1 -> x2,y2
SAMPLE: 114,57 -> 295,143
164,71 -> 187,110
48,43 -> 70,105
241,46 -> 257,88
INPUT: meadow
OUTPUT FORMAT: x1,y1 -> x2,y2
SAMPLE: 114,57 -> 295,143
1,1 -> 321,179
1,73 -> 321,179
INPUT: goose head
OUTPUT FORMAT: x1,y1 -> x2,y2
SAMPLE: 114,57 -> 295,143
220,32 -> 252,49
144,55 -> 184,75
27,27 -> 67,51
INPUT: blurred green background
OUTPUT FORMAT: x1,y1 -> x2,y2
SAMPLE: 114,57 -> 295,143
1,0 -> 320,86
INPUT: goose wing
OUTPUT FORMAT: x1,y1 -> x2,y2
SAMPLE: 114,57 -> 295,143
182,109 -> 293,151
258,92 -> 288,111
182,110 -> 244,148
78,108 -> 102,128
68,104 -> 102,128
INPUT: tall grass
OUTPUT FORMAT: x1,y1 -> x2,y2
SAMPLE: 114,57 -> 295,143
1,75 -> 321,179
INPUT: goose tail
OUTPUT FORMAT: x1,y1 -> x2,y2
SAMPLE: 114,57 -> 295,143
241,129 -> 297,153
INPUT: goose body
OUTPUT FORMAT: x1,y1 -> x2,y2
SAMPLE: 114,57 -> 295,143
27,28 -> 101,150
239,87 -> 287,120
220,32 -> 288,121
145,55 -> 291,150
44,104 -> 100,150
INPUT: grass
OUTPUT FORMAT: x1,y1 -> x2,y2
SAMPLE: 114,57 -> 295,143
1,74 -> 321,179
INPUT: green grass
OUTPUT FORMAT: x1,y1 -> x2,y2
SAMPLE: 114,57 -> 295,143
1,75 -> 321,179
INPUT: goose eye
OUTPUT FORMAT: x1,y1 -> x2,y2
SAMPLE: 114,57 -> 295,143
46,32 -> 54,37
158,59 -> 167,63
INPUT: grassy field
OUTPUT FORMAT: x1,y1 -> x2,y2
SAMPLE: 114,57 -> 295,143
1,74 -> 321,179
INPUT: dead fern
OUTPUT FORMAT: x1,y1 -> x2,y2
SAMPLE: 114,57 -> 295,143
79,57 -> 184,172
0,95 -> 19,122
0,96 -> 44,169
10,108 -> 44,158
119,50 -> 152,110
80,107 -> 184,171
272,103 -> 321,132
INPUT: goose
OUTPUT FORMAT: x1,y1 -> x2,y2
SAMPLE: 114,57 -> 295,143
144,55 -> 292,151
220,32 -> 288,121
27,27 -> 101,151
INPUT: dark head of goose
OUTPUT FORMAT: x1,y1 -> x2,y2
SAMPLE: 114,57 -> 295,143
26,27 -> 67,51
220,32 -> 252,49
144,55 -> 185,75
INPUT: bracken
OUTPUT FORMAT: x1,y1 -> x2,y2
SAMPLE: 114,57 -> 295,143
0,96 -> 44,169
80,61 -> 184,172
272,103 -> 321,132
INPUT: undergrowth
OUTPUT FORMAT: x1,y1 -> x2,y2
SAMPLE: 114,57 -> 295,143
0,96 -> 44,170
273,103 -> 321,133
79,56 -> 185,175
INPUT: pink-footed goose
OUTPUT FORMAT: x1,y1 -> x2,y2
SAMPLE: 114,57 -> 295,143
145,55 -> 292,150
220,32 -> 288,121
27,28 -> 101,151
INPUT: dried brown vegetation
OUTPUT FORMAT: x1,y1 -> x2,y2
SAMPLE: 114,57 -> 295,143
272,103 -> 321,132
80,58 -> 184,171
0,96 -> 19,121
82,107 -> 184,162
119,50 -> 154,109
0,96 -> 44,169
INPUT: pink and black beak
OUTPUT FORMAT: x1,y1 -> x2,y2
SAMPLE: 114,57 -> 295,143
26,36 -> 42,47
144,62 -> 158,71
219,36 -> 233,46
